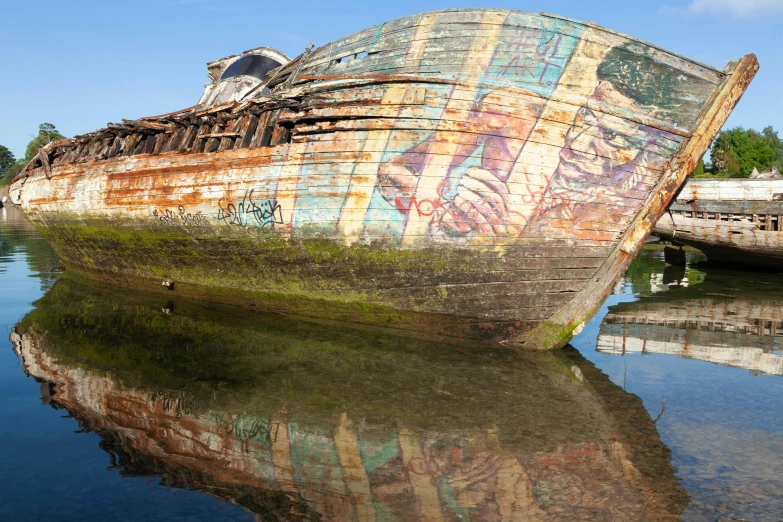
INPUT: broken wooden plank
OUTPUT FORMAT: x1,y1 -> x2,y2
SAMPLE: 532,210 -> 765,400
38,149 -> 52,179
198,131 -> 241,140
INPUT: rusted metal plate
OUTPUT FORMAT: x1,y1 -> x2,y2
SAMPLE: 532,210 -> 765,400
9,9 -> 758,348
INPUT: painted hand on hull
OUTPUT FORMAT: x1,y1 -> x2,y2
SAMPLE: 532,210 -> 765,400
437,166 -> 515,237
377,90 -> 539,239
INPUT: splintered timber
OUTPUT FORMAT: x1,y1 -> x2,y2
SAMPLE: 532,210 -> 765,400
9,9 -> 757,348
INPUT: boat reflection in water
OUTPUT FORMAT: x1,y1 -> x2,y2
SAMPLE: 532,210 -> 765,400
599,262 -> 783,376
11,275 -> 687,520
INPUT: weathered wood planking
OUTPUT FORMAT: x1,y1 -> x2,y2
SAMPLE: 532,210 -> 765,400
671,178 -> 783,200
654,178 -> 783,268
9,9 -> 758,348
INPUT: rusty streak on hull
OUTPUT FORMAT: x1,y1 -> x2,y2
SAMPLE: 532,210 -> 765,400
9,9 -> 758,348
655,179 -> 783,269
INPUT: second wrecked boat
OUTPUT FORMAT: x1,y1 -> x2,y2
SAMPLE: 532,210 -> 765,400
8,9 -> 757,348
655,178 -> 783,269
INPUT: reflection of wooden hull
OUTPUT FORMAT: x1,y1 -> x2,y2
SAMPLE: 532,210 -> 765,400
655,179 -> 783,268
11,276 -> 687,520
9,9 -> 756,348
598,291 -> 783,376
599,325 -> 783,376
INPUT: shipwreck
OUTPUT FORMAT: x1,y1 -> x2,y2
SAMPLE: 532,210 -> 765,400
655,178 -> 783,269
8,9 -> 758,348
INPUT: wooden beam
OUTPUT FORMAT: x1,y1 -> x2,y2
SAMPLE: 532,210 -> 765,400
38,149 -> 52,179
197,132 -> 241,139
123,119 -> 170,131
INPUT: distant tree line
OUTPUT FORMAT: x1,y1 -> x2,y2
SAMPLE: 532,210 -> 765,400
697,126 -> 783,178
0,123 -> 66,186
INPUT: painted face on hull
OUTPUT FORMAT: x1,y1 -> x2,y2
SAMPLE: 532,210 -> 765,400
559,83 -> 648,181
554,81 -> 666,198
527,70 -> 690,231
521,42 -> 712,234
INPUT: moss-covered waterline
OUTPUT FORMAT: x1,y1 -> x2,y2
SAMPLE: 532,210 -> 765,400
32,218 -> 575,348
15,274 -> 590,428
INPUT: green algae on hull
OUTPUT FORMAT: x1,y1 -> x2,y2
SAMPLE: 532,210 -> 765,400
35,219 -> 550,343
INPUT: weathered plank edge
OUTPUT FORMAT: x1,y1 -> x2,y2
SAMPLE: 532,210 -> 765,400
540,14 -> 724,76
516,53 -> 759,350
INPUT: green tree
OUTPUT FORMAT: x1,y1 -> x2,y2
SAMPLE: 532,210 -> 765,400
761,126 -> 783,171
0,123 -> 67,186
2,161 -> 27,185
711,126 -> 778,177
0,145 -> 15,185
24,123 -> 66,163
691,158 -> 705,177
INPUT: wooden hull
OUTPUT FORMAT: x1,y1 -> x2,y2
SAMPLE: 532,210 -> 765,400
10,276 -> 688,520
655,179 -> 783,269
9,9 -> 757,348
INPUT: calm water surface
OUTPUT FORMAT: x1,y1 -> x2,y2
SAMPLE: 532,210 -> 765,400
1,206 -> 782,521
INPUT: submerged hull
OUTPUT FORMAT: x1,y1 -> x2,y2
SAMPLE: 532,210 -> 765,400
9,9 -> 757,348
655,179 -> 783,269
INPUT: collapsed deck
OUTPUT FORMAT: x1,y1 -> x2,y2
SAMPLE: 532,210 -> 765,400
9,9 -> 757,348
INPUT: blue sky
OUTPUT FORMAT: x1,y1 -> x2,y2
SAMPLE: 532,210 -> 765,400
1,0 -> 781,159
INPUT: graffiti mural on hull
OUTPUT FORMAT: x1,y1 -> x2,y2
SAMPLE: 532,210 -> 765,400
10,9 -> 757,347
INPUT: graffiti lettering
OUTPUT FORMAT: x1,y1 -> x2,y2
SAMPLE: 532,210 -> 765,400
520,186 -> 571,207
394,197 -> 444,217
152,205 -> 209,226
210,412 -> 285,453
150,389 -> 205,418
495,25 -> 567,89
395,195 -> 531,236
217,189 -> 283,233
535,34 -> 564,85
